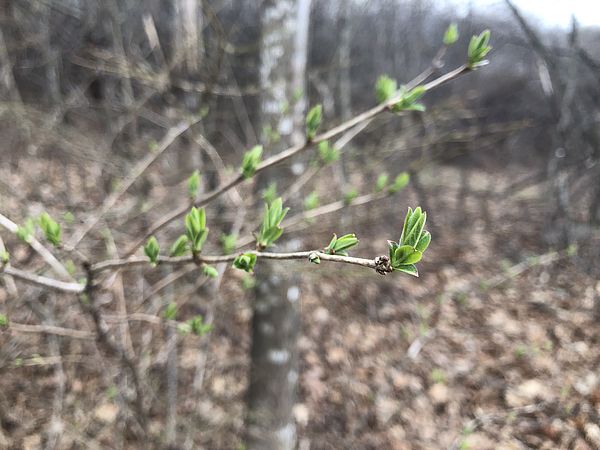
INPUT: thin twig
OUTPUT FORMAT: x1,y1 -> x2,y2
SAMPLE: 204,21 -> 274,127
66,117 -> 203,251
0,212 -> 73,280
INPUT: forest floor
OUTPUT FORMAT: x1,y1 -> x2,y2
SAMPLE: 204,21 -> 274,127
1,165 -> 599,449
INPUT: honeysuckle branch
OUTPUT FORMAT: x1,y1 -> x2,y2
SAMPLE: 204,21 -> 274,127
88,250 -> 384,275
124,63 -> 473,257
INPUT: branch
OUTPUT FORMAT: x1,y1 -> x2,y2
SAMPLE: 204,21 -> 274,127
0,212 -> 73,280
66,117 -> 203,251
90,250 -> 388,275
1,265 -> 84,293
124,64 -> 472,256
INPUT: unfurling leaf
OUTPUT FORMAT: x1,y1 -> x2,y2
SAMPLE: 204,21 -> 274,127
203,265 -> 219,278
389,206 -> 430,276
187,170 -> 201,199
305,104 -> 322,140
376,173 -> 389,192
389,172 -> 410,193
443,23 -> 459,45
0,250 -> 9,264
170,235 -> 189,257
39,213 -> 61,247
375,75 -> 397,103
391,86 -> 427,113
262,182 -> 278,205
324,233 -> 359,256
233,253 -> 257,273
241,145 -> 263,179
317,141 -> 339,164
188,315 -> 213,336
163,302 -> 178,320
308,252 -> 321,264
144,236 -> 160,265
16,218 -> 35,243
467,30 -> 492,68
257,198 -> 289,249
344,188 -> 358,205
220,233 -> 237,254
304,191 -> 319,211
0,313 -> 8,327
184,207 -> 208,253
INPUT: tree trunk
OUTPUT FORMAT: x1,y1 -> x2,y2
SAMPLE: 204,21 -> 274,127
245,1 -> 311,449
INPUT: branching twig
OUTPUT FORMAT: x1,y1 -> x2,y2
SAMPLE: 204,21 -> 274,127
124,64 -> 471,256
0,212 -> 73,280
66,117 -> 203,251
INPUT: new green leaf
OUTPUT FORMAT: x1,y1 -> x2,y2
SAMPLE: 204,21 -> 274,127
241,145 -> 263,179
39,213 -> 61,247
257,198 -> 289,249
233,253 -> 257,273
375,75 -> 397,103
144,236 -> 160,265
187,170 -> 201,199
305,104 -> 322,140
443,23 -> 459,45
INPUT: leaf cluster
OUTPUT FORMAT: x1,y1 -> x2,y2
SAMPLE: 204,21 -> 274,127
257,198 -> 288,249
468,30 -> 492,67
185,207 -> 209,253
388,207 -> 431,276
241,145 -> 263,179
233,253 -> 257,273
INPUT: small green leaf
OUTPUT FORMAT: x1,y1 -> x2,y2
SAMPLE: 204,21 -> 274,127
391,86 -> 427,113
443,23 -> 459,45
233,253 -> 257,273
219,233 -> 237,254
375,75 -> 397,103
375,173 -> 389,192
308,252 -> 321,264
389,172 -> 410,193
305,104 -> 322,140
395,264 -> 419,277
304,191 -> 319,211
144,236 -> 160,265
65,259 -> 76,276
415,231 -> 431,253
324,233 -> 358,255
163,302 -> 178,320
203,265 -> 219,278
261,182 -> 278,205
187,170 -> 201,199
242,275 -> 256,290
63,211 -> 75,224
170,235 -> 189,257
16,219 -> 35,243
39,212 -> 61,247
0,250 -> 9,264
344,188 -> 358,205
188,315 -> 213,336
317,141 -> 339,164
0,313 -> 8,327
241,145 -> 263,179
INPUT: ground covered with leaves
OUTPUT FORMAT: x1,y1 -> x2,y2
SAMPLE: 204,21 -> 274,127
1,165 -> 599,449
